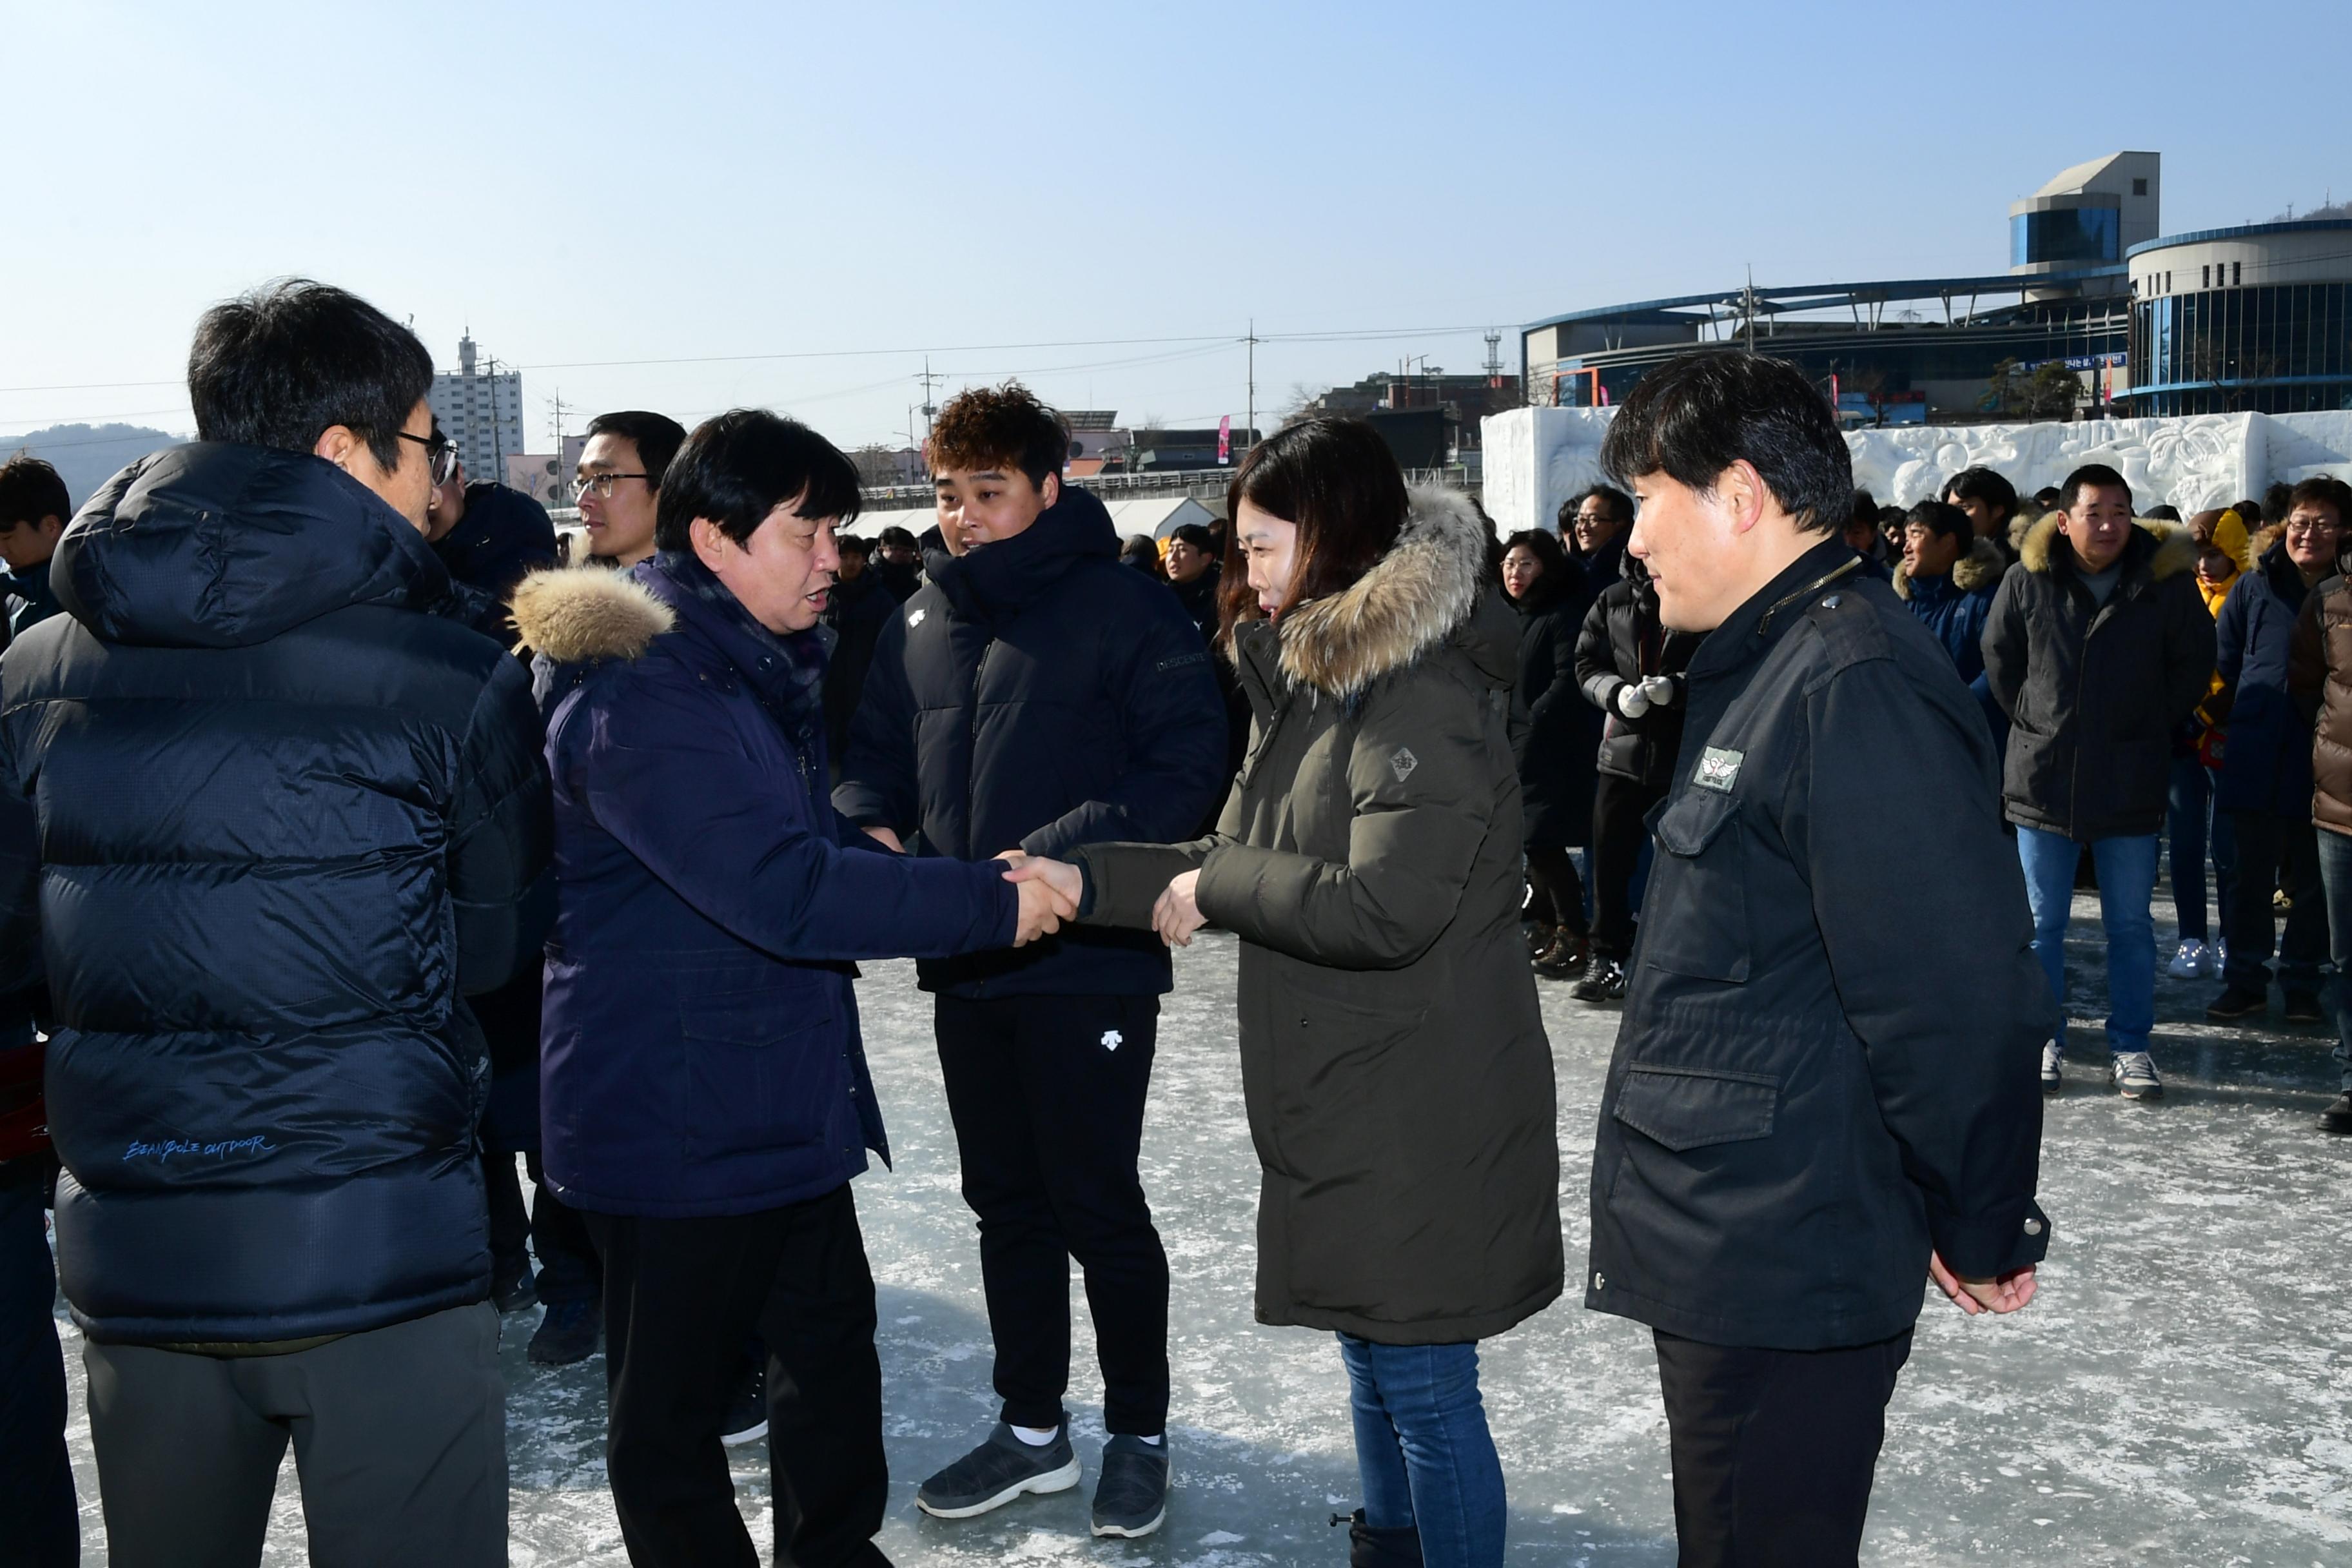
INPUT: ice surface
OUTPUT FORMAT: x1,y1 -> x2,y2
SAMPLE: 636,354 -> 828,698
54,886 -> 2352,1564
1481,406 -> 2350,538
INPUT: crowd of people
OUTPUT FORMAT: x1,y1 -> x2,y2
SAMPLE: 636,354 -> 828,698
5,271 -> 2308,1568
1497,438 -> 2352,1126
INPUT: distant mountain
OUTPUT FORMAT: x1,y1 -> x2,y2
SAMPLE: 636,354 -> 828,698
0,423 -> 182,509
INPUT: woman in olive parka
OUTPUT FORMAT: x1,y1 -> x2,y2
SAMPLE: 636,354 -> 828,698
1015,421 -> 1562,1568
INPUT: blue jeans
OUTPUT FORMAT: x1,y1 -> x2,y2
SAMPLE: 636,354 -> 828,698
2311,828 -> 2352,1092
2166,758 -> 2235,943
2017,826 -> 2159,1058
1337,1335 -> 1505,1568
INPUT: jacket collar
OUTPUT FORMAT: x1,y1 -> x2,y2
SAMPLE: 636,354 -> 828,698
1689,538 -> 1863,680
1276,486 -> 1505,702
2018,514 -> 2197,587
640,551 -> 833,718
925,485 -> 1117,625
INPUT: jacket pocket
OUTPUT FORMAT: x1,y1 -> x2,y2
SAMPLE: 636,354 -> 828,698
678,991 -> 836,1159
1612,1064 -> 1779,1151
1641,789 -> 1750,982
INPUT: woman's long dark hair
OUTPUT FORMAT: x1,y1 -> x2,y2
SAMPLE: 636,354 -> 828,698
1218,419 -> 1408,646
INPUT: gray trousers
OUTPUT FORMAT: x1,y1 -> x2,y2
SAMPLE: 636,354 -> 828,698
83,1302 -> 505,1568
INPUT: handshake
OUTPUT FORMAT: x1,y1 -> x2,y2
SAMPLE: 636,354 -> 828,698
1614,675 -> 1680,720
997,856 -> 1211,950
996,853 -> 1084,946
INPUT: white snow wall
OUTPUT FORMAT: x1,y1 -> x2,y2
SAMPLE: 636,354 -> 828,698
1480,407 -> 2352,536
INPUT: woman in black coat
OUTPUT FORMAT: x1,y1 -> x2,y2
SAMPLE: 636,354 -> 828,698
1502,529 -> 1598,976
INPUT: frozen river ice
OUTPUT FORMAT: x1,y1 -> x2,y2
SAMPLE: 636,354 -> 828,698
54,888 -> 2352,1565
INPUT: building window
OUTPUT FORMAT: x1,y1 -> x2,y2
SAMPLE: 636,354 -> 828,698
2233,261 -> 2242,286
2132,177 -> 2148,197
2202,266 -> 2211,289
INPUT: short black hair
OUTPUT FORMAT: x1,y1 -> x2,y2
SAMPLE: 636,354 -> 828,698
1905,499 -> 1973,551
2059,464 -> 2132,514
877,525 -> 918,551
2286,476 -> 2352,525
0,455 -> 72,529
587,410 -> 687,493
1599,351 -> 1852,536
2144,503 -> 2183,522
1168,522 -> 1215,553
1851,487 -> 1877,525
1560,484 -> 1634,531
187,278 -> 433,471
836,532 -> 872,560
1942,466 -> 2019,524
2034,485 -> 2063,509
654,409 -> 863,553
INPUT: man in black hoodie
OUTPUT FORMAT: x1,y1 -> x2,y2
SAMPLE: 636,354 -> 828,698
837,384 -> 1226,1540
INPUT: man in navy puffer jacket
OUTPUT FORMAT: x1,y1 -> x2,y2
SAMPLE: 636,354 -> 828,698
0,280 -> 550,1567
836,385 -> 1225,1534
515,408 -> 1069,1568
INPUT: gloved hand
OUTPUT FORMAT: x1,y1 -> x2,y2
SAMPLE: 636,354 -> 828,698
1614,683 -> 1651,719
1640,675 -> 1678,708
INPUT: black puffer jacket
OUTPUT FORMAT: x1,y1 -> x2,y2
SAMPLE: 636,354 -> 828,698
1507,571 -> 1598,848
835,487 -> 1230,997
0,444 -> 553,1346
1589,542 -> 2052,1351
1576,554 -> 1702,787
1981,517 -> 2212,841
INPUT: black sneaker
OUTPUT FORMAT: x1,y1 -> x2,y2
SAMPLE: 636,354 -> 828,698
527,1298 -> 602,1366
1569,957 -> 1626,1004
490,1253 -> 539,1314
1532,932 -> 1590,981
720,1365 -> 767,1446
2205,985 -> 2267,1023
1091,1435 -> 1170,1538
2319,1093 -> 2352,1134
915,1422 -> 1080,1520
2284,990 -> 2325,1025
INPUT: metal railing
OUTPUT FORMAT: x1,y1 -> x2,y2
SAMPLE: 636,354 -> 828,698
857,464 -> 1473,510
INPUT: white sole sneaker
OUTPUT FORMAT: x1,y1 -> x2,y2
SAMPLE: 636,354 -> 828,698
720,1418 -> 768,1447
1092,1505 -> 1168,1539
914,1456 -> 1082,1520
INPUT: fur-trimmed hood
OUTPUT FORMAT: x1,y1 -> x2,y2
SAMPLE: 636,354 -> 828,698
1894,536 -> 2007,601
1277,486 -> 1511,701
510,564 -> 674,663
2017,514 -> 2198,581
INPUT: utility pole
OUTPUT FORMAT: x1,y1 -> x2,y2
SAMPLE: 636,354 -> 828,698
1244,318 -> 1257,460
549,390 -> 572,504
1483,330 -> 1504,386
484,349 -> 507,484
917,358 -> 942,459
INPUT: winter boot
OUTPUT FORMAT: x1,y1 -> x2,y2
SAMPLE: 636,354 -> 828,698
1533,930 -> 1590,980
1337,1509 -> 1424,1568
1523,919 -> 1556,959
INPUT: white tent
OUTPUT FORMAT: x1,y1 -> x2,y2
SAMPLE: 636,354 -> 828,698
1106,496 -> 1217,540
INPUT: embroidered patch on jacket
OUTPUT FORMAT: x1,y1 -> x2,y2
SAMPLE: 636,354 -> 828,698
1101,1030 -> 1123,1052
1389,746 -> 1418,783
907,607 -> 927,627
1694,747 -> 1743,792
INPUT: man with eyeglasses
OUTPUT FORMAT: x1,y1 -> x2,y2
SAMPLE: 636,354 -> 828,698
577,411 -> 685,568
0,279 -> 551,1565
2206,489 -> 2340,1029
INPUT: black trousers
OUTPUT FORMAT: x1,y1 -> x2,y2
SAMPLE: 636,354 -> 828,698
1652,1329 -> 1912,1568
583,1186 -> 888,1568
484,1147 -> 602,1305
0,1159 -> 76,1568
1525,842 -> 1588,937
2219,810 -> 2328,995
1592,772 -> 1667,958
934,992 -> 1170,1436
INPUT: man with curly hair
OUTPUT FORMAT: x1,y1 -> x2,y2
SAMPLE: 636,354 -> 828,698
836,383 -> 1228,1539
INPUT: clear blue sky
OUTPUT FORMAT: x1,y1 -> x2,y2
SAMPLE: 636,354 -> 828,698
3,0 -> 2341,454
